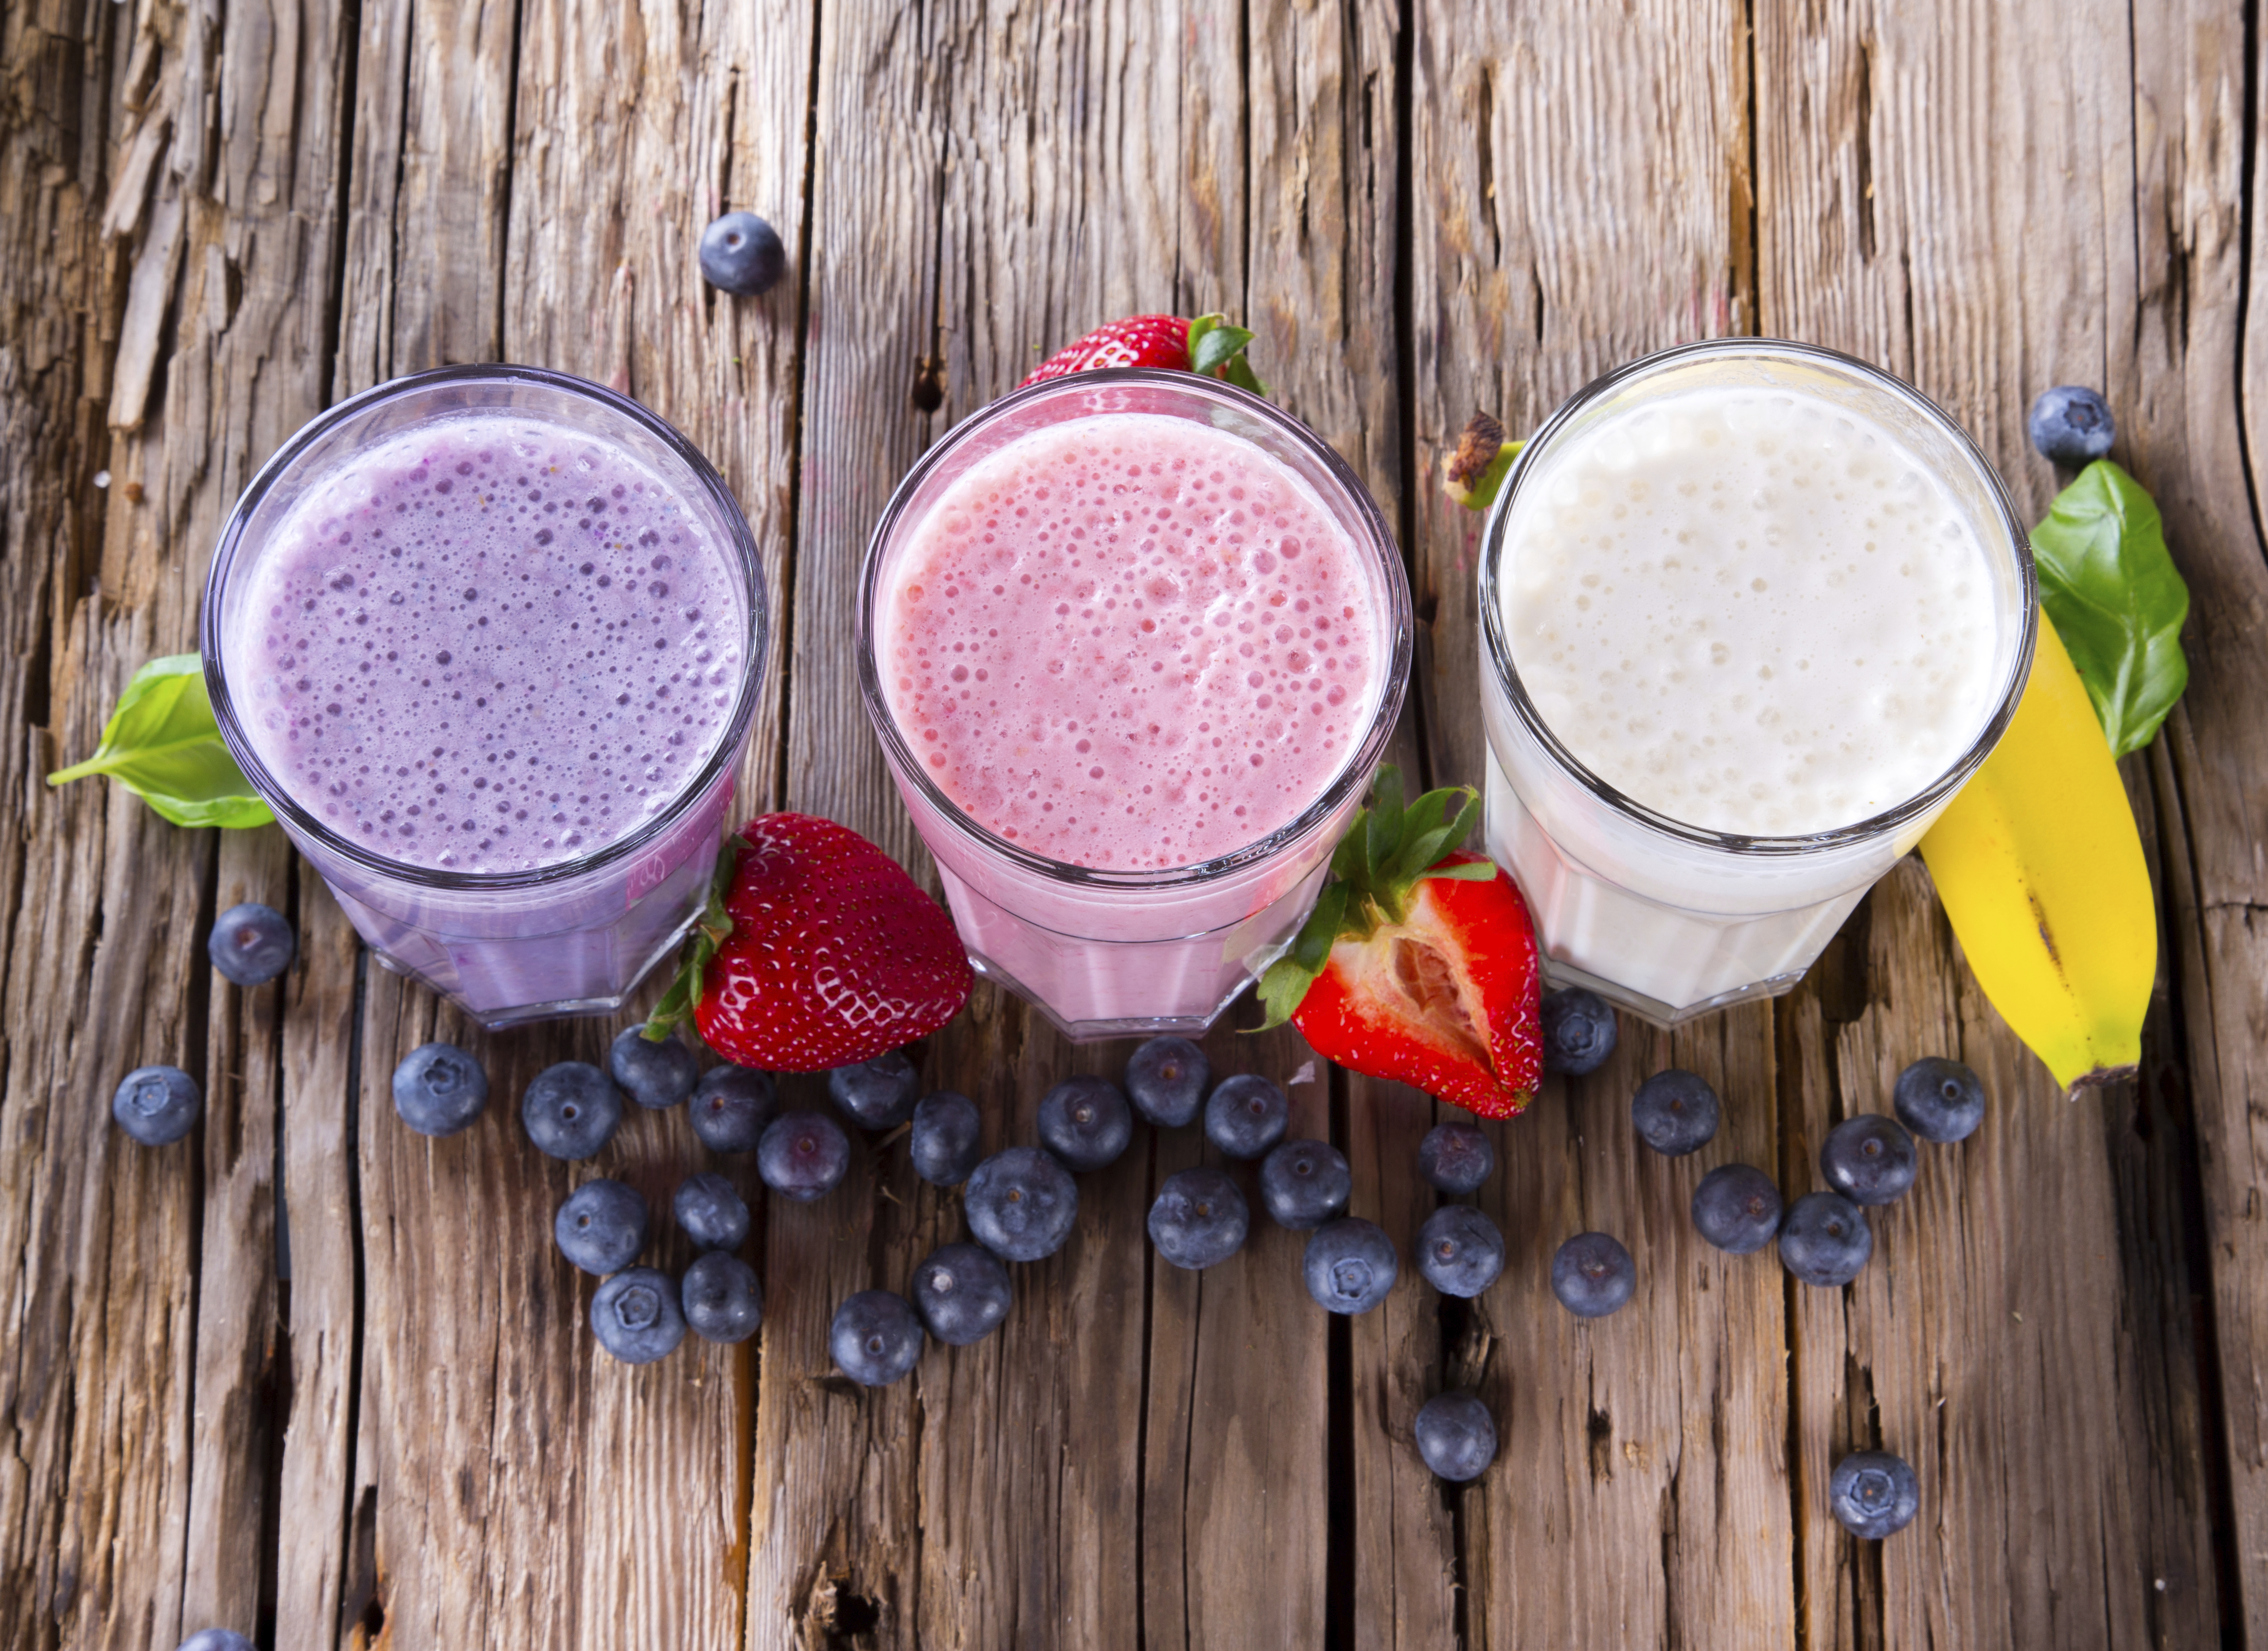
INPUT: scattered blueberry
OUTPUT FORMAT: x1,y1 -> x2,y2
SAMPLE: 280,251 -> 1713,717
1551,1232 -> 1636,1319
965,1147 -> 1079,1262
757,1110 -> 851,1202
1631,1069 -> 1720,1156
699,211 -> 788,296
1830,1449 -> 1921,1539
1779,1191 -> 1874,1287
2028,384 -> 2116,466
1302,1218 -> 1398,1315
609,1026 -> 697,1109
207,902 -> 294,986
1690,1164 -> 1783,1255
1540,987 -> 1618,1076
1413,1391 -> 1497,1482
176,1632 -> 257,1651
911,1242 -> 1014,1345
1037,1075 -> 1133,1171
682,1251 -> 764,1344
1417,1204 -> 1505,1298
1260,1138 -> 1352,1230
1416,1121 -> 1495,1195
1205,1073 -> 1289,1160
111,1065 -> 201,1147
590,1267 -> 688,1364
554,1178 -> 649,1275
1125,1036 -> 1210,1127
909,1091 -> 984,1185
690,1065 -> 777,1153
390,1042 -> 489,1137
830,1290 -> 924,1386
675,1172 -> 751,1252
1820,1115 -> 1918,1207
829,1049 -> 922,1129
1893,1057 -> 1987,1145
1147,1167 -> 1250,1269
522,1062 -> 625,1161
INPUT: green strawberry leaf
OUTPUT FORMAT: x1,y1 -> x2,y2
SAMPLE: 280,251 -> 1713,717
47,654 -> 274,829
2030,459 -> 2190,757
1419,859 -> 1498,882
1186,311 -> 1269,397
1253,881 -> 1350,1031
642,837 -> 741,1044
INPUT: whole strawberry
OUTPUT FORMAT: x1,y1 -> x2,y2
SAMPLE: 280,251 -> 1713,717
645,814 -> 972,1072
1256,769 -> 1542,1119
1019,312 -> 1268,394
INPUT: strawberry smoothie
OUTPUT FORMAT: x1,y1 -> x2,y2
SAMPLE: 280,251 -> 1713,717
862,375 -> 1409,1040
206,368 -> 765,1026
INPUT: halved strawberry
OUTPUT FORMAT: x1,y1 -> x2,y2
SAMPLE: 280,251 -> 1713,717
644,813 -> 972,1072
1256,768 -> 1542,1119
1018,311 -> 1268,395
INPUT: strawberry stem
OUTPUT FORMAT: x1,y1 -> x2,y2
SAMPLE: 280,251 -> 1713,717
1186,312 -> 1270,398
642,836 -> 741,1045
1250,765 -> 1491,1031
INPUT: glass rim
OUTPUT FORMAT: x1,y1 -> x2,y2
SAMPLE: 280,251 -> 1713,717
856,367 -> 1414,889
1478,337 -> 2039,856
201,362 -> 768,892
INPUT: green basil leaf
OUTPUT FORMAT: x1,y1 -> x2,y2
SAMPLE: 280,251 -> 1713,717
47,654 -> 275,829
2030,460 -> 2191,756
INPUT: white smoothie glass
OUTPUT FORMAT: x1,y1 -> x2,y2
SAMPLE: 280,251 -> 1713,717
1479,340 -> 2036,1026
858,371 -> 1413,1043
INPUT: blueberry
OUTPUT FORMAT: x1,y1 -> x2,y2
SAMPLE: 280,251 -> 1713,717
1551,1232 -> 1636,1318
964,1146 -> 1079,1262
1893,1057 -> 1987,1144
909,1090 -> 984,1186
830,1290 -> 924,1386
1631,1068 -> 1720,1157
699,211 -> 788,296
1302,1217 -> 1398,1315
590,1267 -> 687,1364
828,1049 -> 922,1129
1416,1121 -> 1494,1195
521,1061 -> 625,1161
609,1026 -> 697,1109
675,1171 -> 751,1251
1779,1191 -> 1874,1287
1417,1204 -> 1505,1298
690,1065 -> 777,1153
1260,1138 -> 1352,1230
1147,1167 -> 1250,1269
682,1251 -> 764,1344
176,1632 -> 257,1651
112,1065 -> 202,1147
1125,1036 -> 1210,1127
207,902 -> 294,986
1204,1073 -> 1289,1160
757,1110 -> 850,1202
1820,1115 -> 1918,1207
1037,1075 -> 1133,1171
1690,1163 -> 1783,1255
1412,1390 -> 1497,1482
554,1178 -> 648,1274
1540,987 -> 1618,1076
1829,1449 -> 1921,1539
2028,385 -> 2116,466
911,1242 -> 1014,1345
391,1042 -> 489,1137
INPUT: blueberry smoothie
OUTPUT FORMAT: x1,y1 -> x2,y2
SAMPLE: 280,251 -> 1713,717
207,368 -> 765,1026
861,375 -> 1409,1039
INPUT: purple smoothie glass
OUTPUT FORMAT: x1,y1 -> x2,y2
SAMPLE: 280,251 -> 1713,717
203,365 -> 766,1028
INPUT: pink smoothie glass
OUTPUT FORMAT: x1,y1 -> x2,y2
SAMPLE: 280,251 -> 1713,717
203,366 -> 766,1028
858,371 -> 1412,1042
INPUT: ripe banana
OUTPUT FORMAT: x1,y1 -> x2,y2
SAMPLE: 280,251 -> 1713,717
1917,610 -> 2155,1094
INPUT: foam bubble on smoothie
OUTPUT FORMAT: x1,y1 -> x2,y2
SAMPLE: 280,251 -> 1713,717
881,412 -> 1383,869
232,415 -> 745,874
1499,386 -> 1998,836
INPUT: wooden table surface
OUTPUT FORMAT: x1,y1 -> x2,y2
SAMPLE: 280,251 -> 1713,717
5,2 -> 2264,1647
